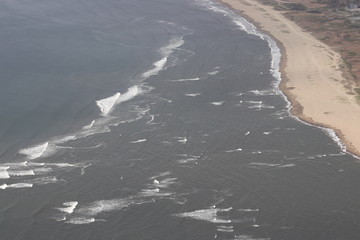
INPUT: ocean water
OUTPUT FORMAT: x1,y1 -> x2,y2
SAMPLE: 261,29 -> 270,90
1,0 -> 360,239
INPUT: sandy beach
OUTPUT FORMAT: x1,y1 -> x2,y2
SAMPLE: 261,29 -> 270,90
219,0 -> 360,157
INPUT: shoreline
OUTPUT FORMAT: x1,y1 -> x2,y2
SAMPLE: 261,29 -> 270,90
218,0 -> 360,157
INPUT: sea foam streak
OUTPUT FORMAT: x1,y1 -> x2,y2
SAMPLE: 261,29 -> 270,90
29,176 -> 59,185
185,93 -> 201,97
169,77 -> 200,82
62,198 -> 134,225
83,120 -> 95,130
0,167 -> 10,179
142,57 -> 168,79
141,37 -> 184,79
225,148 -> 242,153
217,225 -> 234,232
77,199 -> 132,216
174,207 -> 232,223
96,92 -> 120,115
96,86 -> 140,116
7,170 -> 35,177
0,183 -> 33,189
131,139 -> 146,143
211,101 -> 225,106
235,235 -> 270,240
65,217 -> 95,224
57,201 -> 78,214
19,142 -> 49,159
116,86 -> 139,104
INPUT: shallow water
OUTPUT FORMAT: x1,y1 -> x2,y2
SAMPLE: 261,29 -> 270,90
0,0 -> 360,239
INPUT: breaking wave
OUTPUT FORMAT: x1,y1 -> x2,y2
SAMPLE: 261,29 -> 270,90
96,92 -> 120,115
141,37 -> 184,79
19,142 -> 49,160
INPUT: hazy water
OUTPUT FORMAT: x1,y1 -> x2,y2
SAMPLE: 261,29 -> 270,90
1,0 -> 360,239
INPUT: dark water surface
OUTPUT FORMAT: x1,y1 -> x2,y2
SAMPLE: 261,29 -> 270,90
1,0 -> 360,239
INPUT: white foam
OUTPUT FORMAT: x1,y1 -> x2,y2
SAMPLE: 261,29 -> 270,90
83,120 -> 95,130
328,152 -> 346,157
323,128 -> 348,153
225,148 -> 242,153
217,225 -> 234,232
261,105 -> 275,109
0,166 -> 10,179
160,37 -> 185,57
131,139 -> 147,143
54,216 -> 67,222
235,235 -> 271,240
7,170 -> 35,177
47,163 -> 76,168
250,163 -> 279,167
0,161 -> 28,167
53,135 -> 77,144
27,162 -> 45,166
19,142 -> 49,159
150,171 -> 172,180
0,183 -> 33,189
65,217 -> 95,225
142,188 -> 160,193
142,57 -> 168,78
96,92 -> 120,115
169,77 -> 200,82
238,209 -> 259,212
29,176 -> 59,185
250,162 -> 295,168
146,115 -> 155,124
142,37 -> 184,79
57,201 -> 78,214
116,86 -> 140,104
96,86 -> 141,117
208,70 -> 219,75
251,151 -> 262,155
185,93 -> 201,97
249,89 -> 276,96
10,183 -> 33,188
77,199 -> 132,216
211,101 -> 225,106
153,178 -> 177,188
246,100 -> 274,110
176,137 -> 187,144
174,208 -> 232,223
177,154 -> 199,164
278,164 -> 296,168
140,191 -> 173,198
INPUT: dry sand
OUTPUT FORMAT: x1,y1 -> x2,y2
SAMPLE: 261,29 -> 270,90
219,0 -> 360,157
